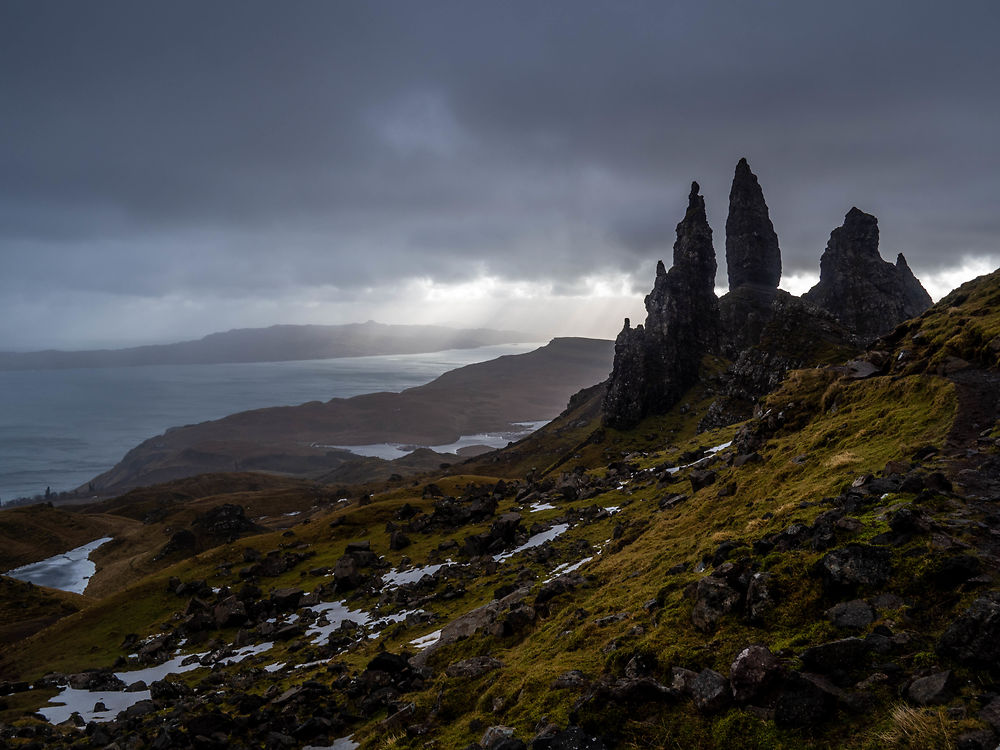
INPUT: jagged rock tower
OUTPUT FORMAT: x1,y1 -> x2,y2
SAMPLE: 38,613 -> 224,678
602,183 -> 719,429
718,158 -> 785,358
803,208 -> 932,341
726,157 -> 781,291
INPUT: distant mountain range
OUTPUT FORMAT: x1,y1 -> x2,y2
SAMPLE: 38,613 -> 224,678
0,322 -> 533,371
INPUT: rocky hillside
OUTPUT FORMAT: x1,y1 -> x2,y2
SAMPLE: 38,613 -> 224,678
1,266 -> 999,749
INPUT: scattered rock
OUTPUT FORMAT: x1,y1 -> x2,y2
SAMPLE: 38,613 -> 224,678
445,656 -> 503,679
907,671 -> 953,706
690,668 -> 730,713
729,644 -> 783,703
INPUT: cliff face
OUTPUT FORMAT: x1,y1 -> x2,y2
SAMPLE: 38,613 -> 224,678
602,183 -> 719,429
803,207 -> 932,341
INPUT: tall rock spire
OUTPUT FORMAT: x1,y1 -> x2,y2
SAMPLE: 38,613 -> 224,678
603,183 -> 719,429
725,158 -> 781,291
803,208 -> 932,340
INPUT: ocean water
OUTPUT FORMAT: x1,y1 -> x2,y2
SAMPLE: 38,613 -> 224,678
0,343 -> 541,503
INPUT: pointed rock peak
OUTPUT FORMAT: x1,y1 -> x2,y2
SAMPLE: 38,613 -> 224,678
656,260 -> 667,277
622,317 -> 631,330
672,180 -> 715,281
830,208 -> 880,259
725,158 -> 780,291
804,208 -> 932,341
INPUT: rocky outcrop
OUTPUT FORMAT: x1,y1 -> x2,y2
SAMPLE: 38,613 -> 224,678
725,158 -> 781,291
603,183 -> 719,428
804,207 -> 932,341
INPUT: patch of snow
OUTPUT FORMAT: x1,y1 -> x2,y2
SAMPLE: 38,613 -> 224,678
382,561 -> 450,587
283,511 -> 301,517
265,662 -> 286,673
409,629 -> 442,650
304,738 -> 359,750
494,524 -> 570,562
605,506 -> 620,514
544,556 -> 593,582
303,600 -> 373,645
529,502 -> 556,512
5,536 -> 113,594
39,686 -> 153,725
327,420 -> 551,460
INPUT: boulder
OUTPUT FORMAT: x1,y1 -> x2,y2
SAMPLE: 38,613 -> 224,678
730,645 -> 783,703
826,599 -> 875,630
937,594 -> 1000,667
819,544 -> 891,590
691,576 -> 741,632
445,656 -> 503,679
907,671 -> 953,706
774,672 -> 835,727
800,638 -> 870,676
690,668 -> 730,713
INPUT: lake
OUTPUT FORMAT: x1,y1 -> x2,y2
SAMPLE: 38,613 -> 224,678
0,343 -> 541,503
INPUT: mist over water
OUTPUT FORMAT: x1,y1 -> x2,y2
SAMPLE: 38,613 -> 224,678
0,343 -> 541,502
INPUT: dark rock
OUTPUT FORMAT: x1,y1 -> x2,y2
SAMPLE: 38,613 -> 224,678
800,638 -> 870,676
826,599 -> 875,630
482,726 -> 518,749
367,651 -> 411,675
333,555 -> 363,589
745,572 -> 774,623
979,697 -> 1000,732
389,530 -> 411,550
603,182 -> 719,428
691,576 -> 741,632
937,594 -> 1000,667
730,644 -> 783,703
931,555 -> 982,589
819,544 -> 891,590
690,668 -> 730,713
774,672 -> 835,727
149,679 -> 189,700
689,469 -> 717,492
552,670 -> 589,690
957,729 -> 999,750
907,671 -> 953,705
445,656 -> 503,679
270,587 -> 304,611
530,725 -> 608,750
725,157 -> 781,291
803,208 -> 932,341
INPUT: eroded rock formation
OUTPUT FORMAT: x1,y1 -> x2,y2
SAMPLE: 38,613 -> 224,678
602,183 -> 719,429
726,157 -> 781,292
804,207 -> 932,341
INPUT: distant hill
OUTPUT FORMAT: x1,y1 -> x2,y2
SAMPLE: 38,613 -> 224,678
0,322 -> 532,371
84,337 -> 615,494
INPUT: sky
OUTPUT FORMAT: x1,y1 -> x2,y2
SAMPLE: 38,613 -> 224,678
2,1 -> 999,350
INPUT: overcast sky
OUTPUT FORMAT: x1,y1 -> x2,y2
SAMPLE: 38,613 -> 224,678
2,1 -> 998,349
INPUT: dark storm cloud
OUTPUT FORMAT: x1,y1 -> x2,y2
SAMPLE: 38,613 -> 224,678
1,0 -> 999,345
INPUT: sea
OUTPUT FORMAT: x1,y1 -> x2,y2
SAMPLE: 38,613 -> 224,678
0,343 -> 542,504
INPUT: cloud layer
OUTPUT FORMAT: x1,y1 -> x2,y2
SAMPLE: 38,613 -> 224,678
2,1 -> 998,347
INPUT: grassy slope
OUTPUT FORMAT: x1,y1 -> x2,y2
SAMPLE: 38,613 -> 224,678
5,272 -> 1000,747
